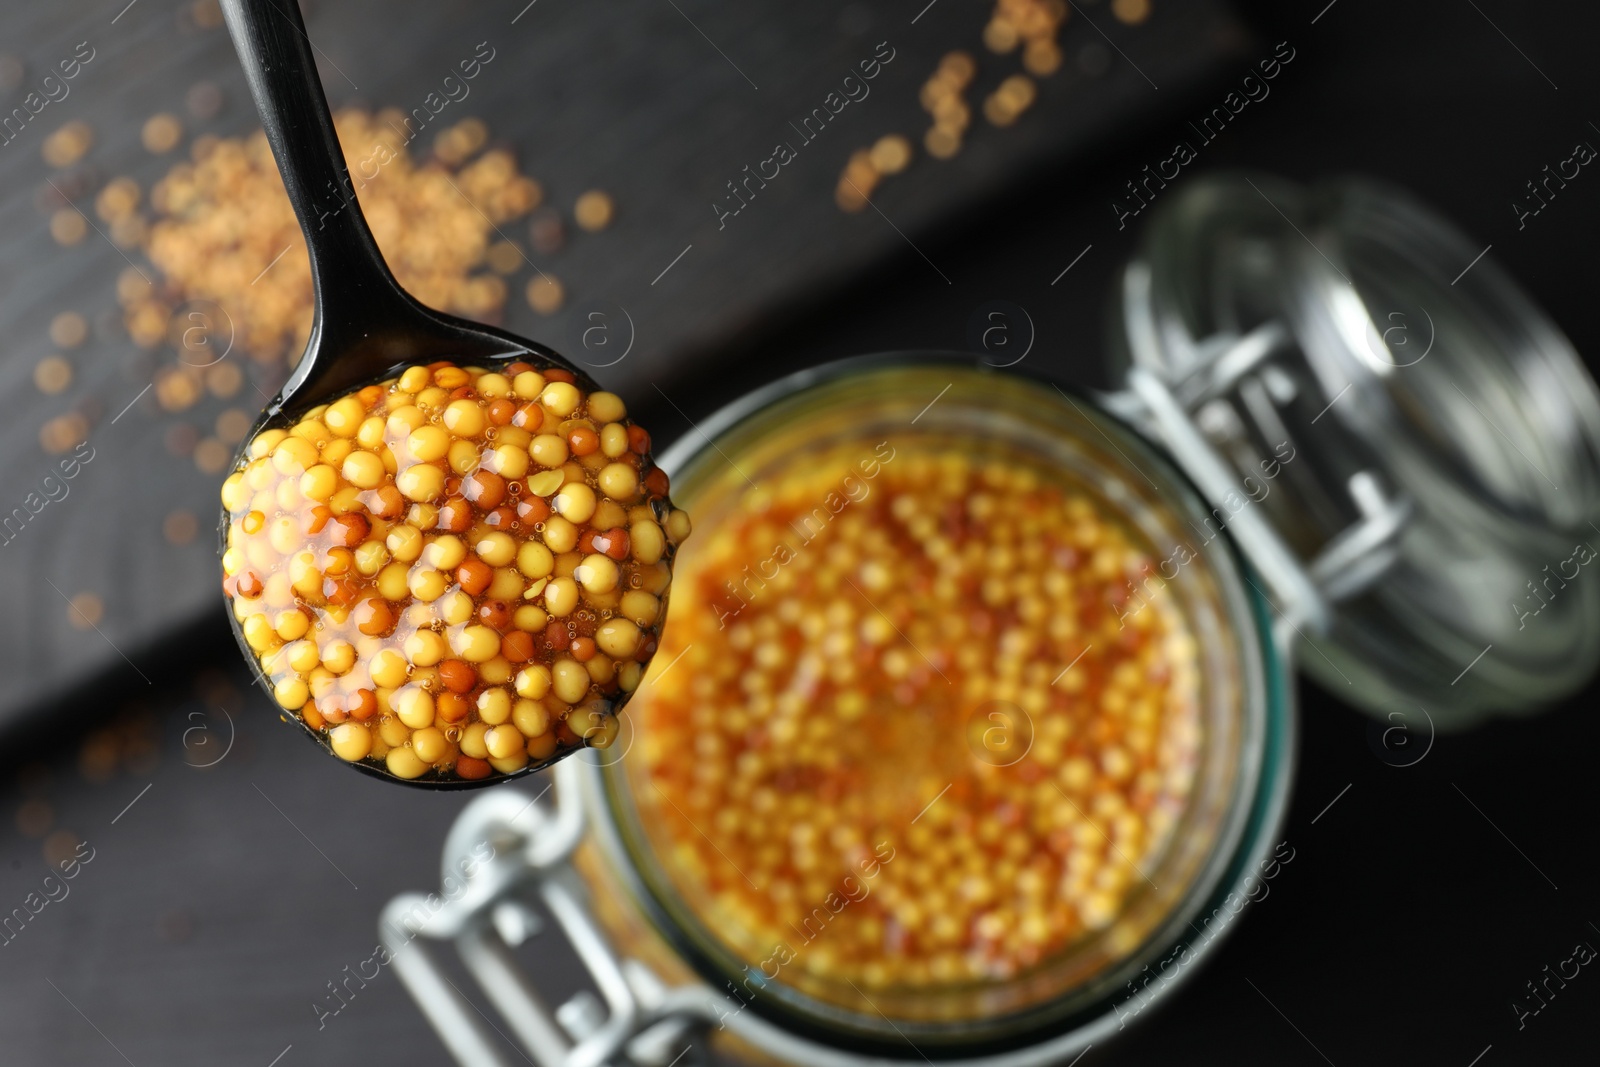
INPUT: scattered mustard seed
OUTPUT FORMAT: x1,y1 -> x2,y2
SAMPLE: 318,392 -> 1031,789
127,301 -> 171,349
116,266 -> 152,303
984,18 -> 1019,53
49,209 -> 88,246
527,275 -> 565,315
126,110 -> 542,366
49,311 -> 89,349
487,239 -> 524,275
868,134 -> 913,175
67,593 -> 104,630
206,361 -> 244,398
1024,37 -> 1063,76
434,117 -> 490,166
923,51 -> 976,158
142,113 -> 184,154
95,177 -> 141,223
835,149 -> 878,213
155,365 -> 203,412
924,126 -> 962,161
454,275 -> 508,319
1113,0 -> 1152,25
985,74 -> 1038,127
33,356 -> 73,395
41,120 -> 93,169
39,413 -> 88,454
193,436 -> 231,474
986,0 -> 1068,56
574,190 -> 615,232
109,215 -> 148,249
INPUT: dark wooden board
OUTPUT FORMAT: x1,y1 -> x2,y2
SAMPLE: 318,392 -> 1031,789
0,0 -> 1247,739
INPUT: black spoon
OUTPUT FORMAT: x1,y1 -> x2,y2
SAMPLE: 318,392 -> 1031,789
218,0 -> 625,788
219,0 -> 591,416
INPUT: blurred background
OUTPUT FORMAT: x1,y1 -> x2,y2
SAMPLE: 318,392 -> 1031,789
2,0 -> 1598,1063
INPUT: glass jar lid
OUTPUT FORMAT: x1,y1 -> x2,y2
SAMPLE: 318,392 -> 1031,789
1109,173 -> 1600,727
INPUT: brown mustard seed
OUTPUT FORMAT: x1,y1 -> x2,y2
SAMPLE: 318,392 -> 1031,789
221,359 -> 687,783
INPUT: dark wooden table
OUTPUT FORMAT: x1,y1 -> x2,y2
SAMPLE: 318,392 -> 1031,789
0,0 -> 1242,736
5,1 -> 1600,1065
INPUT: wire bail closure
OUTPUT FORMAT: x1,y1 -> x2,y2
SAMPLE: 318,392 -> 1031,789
1110,172 -> 1600,723
382,760 -> 729,1067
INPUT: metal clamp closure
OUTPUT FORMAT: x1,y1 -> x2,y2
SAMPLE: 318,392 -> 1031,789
1104,322 -> 1412,635
382,761 -> 713,1067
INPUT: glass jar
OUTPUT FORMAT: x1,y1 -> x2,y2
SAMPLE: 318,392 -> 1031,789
378,174 -> 1600,1067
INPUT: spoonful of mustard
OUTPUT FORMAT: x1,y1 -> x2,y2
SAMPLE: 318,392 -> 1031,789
216,0 -> 688,787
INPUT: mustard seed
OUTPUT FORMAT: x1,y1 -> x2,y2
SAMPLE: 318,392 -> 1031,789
223,359 -> 681,782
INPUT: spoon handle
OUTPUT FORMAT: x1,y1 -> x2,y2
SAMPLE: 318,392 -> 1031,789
219,0 -> 414,356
